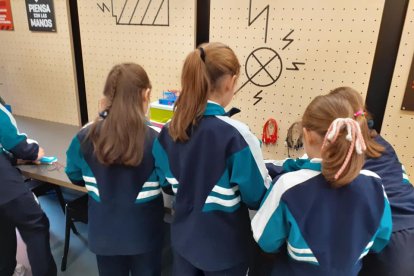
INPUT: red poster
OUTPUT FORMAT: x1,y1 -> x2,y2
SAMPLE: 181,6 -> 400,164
0,0 -> 14,31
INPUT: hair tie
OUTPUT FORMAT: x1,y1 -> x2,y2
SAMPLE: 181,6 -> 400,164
322,118 -> 367,180
354,110 -> 366,118
198,47 -> 206,63
99,109 -> 109,119
367,119 -> 374,129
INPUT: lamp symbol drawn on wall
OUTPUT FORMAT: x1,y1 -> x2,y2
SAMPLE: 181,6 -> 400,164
237,0 -> 305,105
97,0 -> 169,26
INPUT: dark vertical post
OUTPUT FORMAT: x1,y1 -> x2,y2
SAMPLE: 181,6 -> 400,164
196,0 -> 210,47
68,0 -> 88,125
366,0 -> 409,133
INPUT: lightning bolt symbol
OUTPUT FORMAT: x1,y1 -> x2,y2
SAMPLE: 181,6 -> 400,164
253,90 -> 263,105
282,30 -> 294,50
97,2 -> 110,13
286,62 -> 305,71
248,0 -> 269,43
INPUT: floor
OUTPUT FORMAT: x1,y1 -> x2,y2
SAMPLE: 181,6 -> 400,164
16,188 -> 172,276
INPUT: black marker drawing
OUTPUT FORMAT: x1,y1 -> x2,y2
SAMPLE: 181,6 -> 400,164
245,2 -> 306,105
236,26 -> 306,105
247,47 -> 283,87
97,3 -> 110,13
97,0 -> 169,26
248,0 -> 269,43
236,47 -> 283,94
253,90 -> 263,105
282,29 -> 294,50
286,62 -> 305,71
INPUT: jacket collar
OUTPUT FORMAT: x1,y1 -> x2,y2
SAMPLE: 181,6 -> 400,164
203,100 -> 226,116
283,158 -> 322,172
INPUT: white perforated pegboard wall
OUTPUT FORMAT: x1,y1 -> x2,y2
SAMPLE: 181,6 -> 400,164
0,0 -> 80,125
210,0 -> 385,159
381,1 -> 414,179
77,0 -> 195,120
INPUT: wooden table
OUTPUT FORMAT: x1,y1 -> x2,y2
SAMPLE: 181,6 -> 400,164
15,115 -> 173,210
15,116 -> 86,192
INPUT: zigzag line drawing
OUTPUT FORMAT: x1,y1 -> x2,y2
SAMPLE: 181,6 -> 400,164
248,0 -> 269,43
253,90 -> 263,105
282,29 -> 294,50
98,0 -> 169,26
286,62 -> 305,71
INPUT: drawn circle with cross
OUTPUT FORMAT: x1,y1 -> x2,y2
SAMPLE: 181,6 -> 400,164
245,47 -> 283,87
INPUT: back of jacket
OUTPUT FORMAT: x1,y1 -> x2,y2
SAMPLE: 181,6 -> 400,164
252,163 -> 392,276
65,123 -> 164,255
153,102 -> 271,271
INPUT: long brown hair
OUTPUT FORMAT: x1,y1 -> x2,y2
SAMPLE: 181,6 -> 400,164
302,94 -> 366,188
87,63 -> 151,166
329,87 -> 384,158
169,42 -> 240,142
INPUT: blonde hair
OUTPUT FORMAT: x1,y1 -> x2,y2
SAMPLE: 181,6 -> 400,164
302,94 -> 366,188
329,87 -> 384,158
87,63 -> 151,166
169,42 -> 240,142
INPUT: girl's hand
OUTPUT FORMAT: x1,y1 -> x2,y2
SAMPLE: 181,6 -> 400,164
36,147 -> 45,161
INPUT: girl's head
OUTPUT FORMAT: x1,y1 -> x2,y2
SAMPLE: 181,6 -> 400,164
169,42 -> 241,142
329,87 -> 384,158
302,94 -> 366,188
100,63 -> 151,114
89,63 -> 151,166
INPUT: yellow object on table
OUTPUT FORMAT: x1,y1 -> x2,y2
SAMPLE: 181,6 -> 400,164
149,101 -> 174,126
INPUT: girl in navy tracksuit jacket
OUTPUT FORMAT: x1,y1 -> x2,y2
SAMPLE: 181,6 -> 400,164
66,63 -> 165,276
153,42 -> 271,275
0,103 -> 56,276
329,87 -> 414,276
252,94 -> 392,276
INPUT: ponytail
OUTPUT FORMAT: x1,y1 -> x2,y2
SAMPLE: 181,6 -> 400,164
329,87 -> 384,158
302,94 -> 366,188
169,42 -> 240,142
353,110 -> 384,158
321,118 -> 366,187
169,49 -> 210,142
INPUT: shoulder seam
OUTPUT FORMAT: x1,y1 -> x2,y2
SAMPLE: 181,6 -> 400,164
252,169 -> 321,241
215,115 -> 271,188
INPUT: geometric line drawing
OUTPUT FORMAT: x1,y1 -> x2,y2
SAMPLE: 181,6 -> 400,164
97,3 -> 110,12
253,90 -> 263,105
248,0 -> 269,43
282,29 -> 294,50
236,47 -> 283,95
98,0 -> 169,26
235,29 -> 305,106
286,62 -> 305,71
